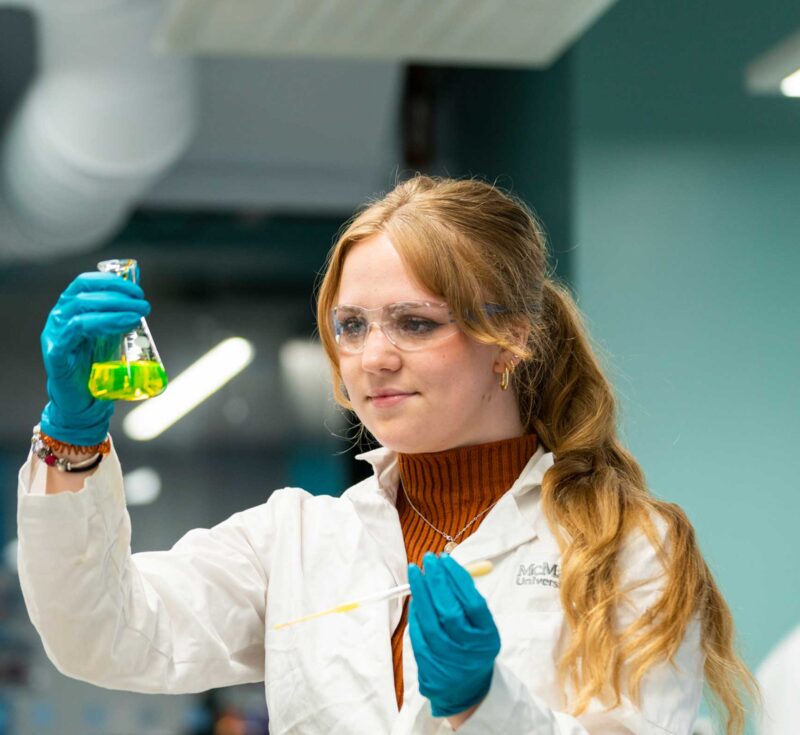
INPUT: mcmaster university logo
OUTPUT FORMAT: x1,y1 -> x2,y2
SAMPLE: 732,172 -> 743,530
516,561 -> 560,588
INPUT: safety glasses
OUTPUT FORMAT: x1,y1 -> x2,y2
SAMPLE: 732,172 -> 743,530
331,301 -> 507,354
332,301 -> 457,353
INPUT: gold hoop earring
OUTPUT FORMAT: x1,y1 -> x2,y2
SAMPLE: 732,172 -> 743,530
500,366 -> 511,391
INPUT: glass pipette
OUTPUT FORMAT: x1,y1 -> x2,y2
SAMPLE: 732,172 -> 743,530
274,559 -> 494,630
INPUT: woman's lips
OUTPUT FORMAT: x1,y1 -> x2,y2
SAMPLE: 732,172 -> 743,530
369,392 -> 416,408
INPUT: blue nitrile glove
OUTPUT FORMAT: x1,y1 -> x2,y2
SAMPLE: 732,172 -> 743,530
39,272 -> 151,446
408,552 -> 501,718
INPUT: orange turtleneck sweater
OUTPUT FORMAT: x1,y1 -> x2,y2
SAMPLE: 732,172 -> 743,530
391,433 -> 538,710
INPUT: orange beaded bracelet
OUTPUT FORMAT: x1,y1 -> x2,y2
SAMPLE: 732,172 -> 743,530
38,429 -> 111,456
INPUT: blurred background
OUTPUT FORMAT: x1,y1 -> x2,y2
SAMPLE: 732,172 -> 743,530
1,0 -> 799,733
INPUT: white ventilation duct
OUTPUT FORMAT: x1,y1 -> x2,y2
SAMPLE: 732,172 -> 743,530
0,0 -> 196,261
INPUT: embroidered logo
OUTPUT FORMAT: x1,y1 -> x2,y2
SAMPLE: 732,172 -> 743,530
516,561 -> 560,588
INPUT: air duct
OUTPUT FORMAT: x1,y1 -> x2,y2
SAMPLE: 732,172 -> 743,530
0,0 -> 196,261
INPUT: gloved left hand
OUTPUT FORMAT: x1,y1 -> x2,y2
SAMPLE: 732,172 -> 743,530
39,271 -> 150,446
408,552 -> 501,718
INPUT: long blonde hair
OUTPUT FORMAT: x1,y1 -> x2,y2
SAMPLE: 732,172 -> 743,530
315,174 -> 757,732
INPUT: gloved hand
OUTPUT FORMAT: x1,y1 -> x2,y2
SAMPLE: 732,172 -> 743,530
408,552 -> 501,718
39,272 -> 151,446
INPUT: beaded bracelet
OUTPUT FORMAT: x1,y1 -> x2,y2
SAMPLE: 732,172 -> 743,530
31,425 -> 105,473
39,429 -> 111,456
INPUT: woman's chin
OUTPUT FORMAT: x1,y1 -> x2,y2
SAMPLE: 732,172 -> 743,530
368,429 -> 445,455
362,424 -> 417,453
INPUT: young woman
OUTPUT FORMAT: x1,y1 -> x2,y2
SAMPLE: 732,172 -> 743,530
18,175 -> 755,734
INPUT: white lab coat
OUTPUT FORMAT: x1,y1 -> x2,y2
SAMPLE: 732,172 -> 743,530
17,440 -> 704,734
756,624 -> 800,734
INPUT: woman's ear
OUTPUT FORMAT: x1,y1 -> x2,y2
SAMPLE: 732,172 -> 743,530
493,351 -> 522,375
492,321 -> 530,374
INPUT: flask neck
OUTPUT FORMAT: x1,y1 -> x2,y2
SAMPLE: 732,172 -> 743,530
97,258 -> 138,284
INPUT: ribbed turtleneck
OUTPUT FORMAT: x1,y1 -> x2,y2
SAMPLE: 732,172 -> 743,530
391,433 -> 538,710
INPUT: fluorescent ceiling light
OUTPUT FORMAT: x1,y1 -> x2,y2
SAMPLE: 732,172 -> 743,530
780,68 -> 800,97
745,28 -> 800,96
124,337 -> 255,441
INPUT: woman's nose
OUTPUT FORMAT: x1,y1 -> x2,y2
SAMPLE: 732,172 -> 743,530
360,322 -> 401,371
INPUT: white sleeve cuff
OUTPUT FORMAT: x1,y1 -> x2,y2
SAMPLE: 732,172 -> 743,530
455,661 -> 562,735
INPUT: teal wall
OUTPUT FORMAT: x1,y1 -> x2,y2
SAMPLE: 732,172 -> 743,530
433,59 -> 575,281
441,0 -> 800,726
572,0 -> 800,674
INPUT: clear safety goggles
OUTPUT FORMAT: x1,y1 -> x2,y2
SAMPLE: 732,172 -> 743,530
331,301 -> 508,354
332,301 -> 458,353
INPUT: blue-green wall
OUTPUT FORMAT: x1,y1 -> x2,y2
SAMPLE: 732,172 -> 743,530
433,59 -> 575,281
441,0 -> 800,726
572,0 -> 800,673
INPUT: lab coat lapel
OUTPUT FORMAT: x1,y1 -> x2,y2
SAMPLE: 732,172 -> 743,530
346,447 -> 408,587
447,445 -> 555,567
447,491 -> 537,566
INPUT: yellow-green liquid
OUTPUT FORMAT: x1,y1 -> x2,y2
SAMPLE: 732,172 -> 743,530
88,360 -> 168,401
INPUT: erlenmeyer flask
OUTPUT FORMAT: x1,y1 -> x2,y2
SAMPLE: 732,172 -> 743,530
88,258 -> 168,401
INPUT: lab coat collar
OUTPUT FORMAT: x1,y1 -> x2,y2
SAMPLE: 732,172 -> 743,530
350,443 -> 556,569
353,445 -> 401,503
353,443 -> 553,499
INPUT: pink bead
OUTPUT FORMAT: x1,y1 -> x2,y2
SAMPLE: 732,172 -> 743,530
44,454 -> 57,466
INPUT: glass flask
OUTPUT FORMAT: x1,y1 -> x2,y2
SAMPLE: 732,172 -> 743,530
88,258 -> 168,401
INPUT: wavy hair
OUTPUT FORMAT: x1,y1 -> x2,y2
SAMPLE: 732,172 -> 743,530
315,174 -> 757,733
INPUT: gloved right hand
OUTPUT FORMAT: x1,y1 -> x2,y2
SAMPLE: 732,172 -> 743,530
408,553 -> 501,718
39,272 -> 151,447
